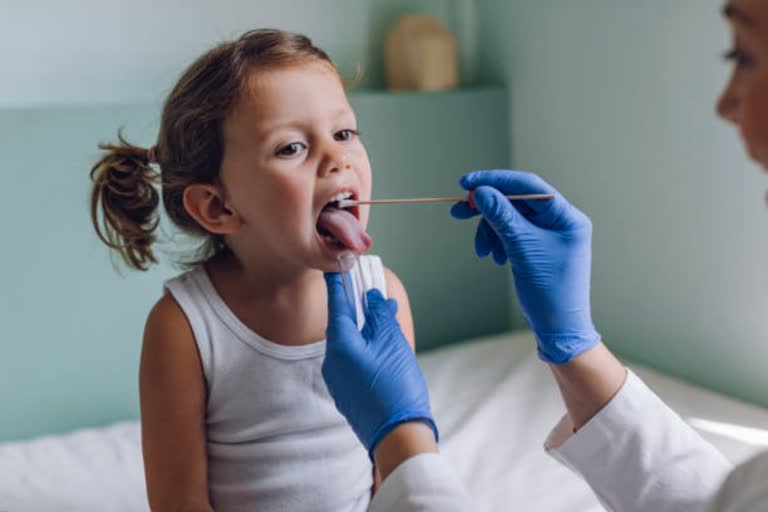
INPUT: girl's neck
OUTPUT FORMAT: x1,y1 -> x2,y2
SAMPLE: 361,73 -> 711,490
204,250 -> 329,346
208,250 -> 322,301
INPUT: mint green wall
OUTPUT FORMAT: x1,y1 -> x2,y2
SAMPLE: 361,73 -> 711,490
1,0 -> 475,106
353,89 -> 511,351
0,106 -> 174,442
476,1 -> 768,407
0,89 -> 510,442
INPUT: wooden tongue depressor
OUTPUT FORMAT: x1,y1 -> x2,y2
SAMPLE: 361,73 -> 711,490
338,191 -> 555,209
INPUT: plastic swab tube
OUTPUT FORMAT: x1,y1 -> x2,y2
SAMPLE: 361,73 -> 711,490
336,252 -> 368,315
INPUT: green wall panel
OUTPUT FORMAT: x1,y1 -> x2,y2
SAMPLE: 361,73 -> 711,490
0,88 -> 510,441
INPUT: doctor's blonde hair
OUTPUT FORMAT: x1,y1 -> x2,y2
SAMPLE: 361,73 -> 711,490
89,29 -> 335,271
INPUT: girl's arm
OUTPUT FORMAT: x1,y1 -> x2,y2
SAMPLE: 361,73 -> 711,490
139,294 -> 212,512
371,267 -> 416,492
383,267 -> 415,351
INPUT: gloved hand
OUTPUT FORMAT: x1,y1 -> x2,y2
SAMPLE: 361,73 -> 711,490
322,272 -> 438,458
451,170 -> 601,364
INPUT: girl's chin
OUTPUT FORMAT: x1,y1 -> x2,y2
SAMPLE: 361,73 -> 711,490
309,236 -> 355,272
314,261 -> 342,273
311,254 -> 354,274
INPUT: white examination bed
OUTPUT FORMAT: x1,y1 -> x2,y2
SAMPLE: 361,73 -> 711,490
2,331 -> 767,511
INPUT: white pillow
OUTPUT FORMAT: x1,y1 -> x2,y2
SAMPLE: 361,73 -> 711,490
0,421 -> 147,512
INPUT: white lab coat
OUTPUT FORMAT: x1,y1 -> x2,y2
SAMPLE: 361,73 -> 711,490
368,370 -> 768,512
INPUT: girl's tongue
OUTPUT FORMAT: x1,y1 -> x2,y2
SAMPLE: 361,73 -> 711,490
317,206 -> 372,253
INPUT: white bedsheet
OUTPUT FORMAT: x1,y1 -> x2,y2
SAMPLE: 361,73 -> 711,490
2,331 -> 767,511
424,332 -> 768,511
0,421 -> 146,511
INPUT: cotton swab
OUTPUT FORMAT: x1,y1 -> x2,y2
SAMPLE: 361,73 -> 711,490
337,191 -> 555,209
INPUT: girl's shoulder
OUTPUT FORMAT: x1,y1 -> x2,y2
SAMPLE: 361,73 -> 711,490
142,291 -> 198,360
151,265 -> 213,357
139,291 -> 208,501
146,290 -> 188,329
140,290 -> 206,398
357,254 -> 405,295
356,254 -> 386,289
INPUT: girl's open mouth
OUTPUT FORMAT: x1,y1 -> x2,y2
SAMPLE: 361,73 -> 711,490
316,191 -> 371,253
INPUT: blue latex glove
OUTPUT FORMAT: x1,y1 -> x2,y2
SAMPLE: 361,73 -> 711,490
322,272 -> 438,458
451,170 -> 600,364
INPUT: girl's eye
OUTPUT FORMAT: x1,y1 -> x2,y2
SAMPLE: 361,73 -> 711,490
277,142 -> 306,157
334,129 -> 359,142
724,48 -> 755,69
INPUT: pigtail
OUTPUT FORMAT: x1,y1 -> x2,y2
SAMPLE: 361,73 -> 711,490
89,130 -> 161,271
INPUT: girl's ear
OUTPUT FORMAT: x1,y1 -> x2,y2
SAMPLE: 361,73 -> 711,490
183,183 -> 242,234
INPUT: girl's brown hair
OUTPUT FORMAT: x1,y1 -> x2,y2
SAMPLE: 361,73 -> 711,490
90,29 -> 333,271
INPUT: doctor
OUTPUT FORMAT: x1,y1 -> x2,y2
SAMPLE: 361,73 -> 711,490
322,1 -> 768,511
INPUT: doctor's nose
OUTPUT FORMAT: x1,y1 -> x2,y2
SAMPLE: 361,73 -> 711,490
716,77 -> 740,125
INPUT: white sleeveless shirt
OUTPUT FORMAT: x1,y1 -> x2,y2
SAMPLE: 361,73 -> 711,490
163,255 -> 386,512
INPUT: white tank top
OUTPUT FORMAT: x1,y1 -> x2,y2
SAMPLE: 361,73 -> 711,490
163,255 -> 386,512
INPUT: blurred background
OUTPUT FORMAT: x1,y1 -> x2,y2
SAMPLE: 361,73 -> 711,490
2,0 -> 766,444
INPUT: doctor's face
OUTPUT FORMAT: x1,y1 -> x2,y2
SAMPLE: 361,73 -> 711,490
717,0 -> 768,167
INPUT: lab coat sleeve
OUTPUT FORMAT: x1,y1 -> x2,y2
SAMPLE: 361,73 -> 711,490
708,451 -> 768,512
368,453 -> 475,512
545,369 -> 733,512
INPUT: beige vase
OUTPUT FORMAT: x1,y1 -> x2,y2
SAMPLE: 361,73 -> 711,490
385,14 -> 459,92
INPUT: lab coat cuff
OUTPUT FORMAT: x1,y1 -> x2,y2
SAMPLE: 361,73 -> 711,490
544,368 -> 640,461
370,453 -> 472,512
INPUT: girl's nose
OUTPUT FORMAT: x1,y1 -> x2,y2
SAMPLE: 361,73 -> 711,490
318,149 -> 350,177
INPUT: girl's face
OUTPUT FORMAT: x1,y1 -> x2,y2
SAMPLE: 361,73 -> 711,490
717,0 -> 768,167
219,61 -> 372,273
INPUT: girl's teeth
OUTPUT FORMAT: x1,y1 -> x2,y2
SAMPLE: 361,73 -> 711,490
330,191 -> 353,203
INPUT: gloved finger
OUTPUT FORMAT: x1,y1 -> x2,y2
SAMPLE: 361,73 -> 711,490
472,186 -> 529,240
366,288 -> 386,305
324,272 -> 357,328
365,289 -> 399,317
362,293 -> 400,338
460,170 -> 570,223
450,200 -> 479,219
460,170 -> 556,197
509,198 -> 537,218
491,243 -> 508,266
474,218 -> 496,258
364,291 -> 399,327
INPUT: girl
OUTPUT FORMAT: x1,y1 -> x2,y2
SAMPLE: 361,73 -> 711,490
89,29 -> 415,511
